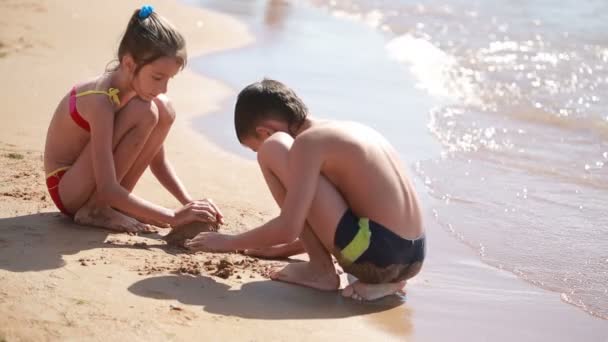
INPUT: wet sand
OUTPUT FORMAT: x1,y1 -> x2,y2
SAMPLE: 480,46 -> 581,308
192,0 -> 608,340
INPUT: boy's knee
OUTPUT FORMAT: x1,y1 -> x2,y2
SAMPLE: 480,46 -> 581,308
257,132 -> 293,165
154,94 -> 176,128
269,131 -> 294,145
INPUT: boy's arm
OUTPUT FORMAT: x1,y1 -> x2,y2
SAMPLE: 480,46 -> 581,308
243,239 -> 306,258
149,145 -> 192,205
186,137 -> 322,252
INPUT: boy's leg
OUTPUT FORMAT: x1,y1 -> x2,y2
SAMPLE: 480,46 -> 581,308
256,133 -> 347,290
258,161 -> 339,290
58,98 -> 167,233
245,148 -> 306,259
258,133 -> 406,299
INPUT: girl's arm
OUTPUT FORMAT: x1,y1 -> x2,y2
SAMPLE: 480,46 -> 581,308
149,146 -> 223,224
149,145 -> 192,205
87,99 -> 175,223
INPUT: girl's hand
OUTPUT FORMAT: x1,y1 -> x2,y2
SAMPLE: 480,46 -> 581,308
185,232 -> 235,253
190,198 -> 224,225
172,199 -> 223,226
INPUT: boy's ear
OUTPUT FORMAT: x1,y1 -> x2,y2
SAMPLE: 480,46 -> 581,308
255,126 -> 274,138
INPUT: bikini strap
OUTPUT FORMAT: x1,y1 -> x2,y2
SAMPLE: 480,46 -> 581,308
46,166 -> 70,179
75,88 -> 121,106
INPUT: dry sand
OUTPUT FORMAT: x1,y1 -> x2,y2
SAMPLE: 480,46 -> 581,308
0,0 -> 406,340
0,0 -> 607,341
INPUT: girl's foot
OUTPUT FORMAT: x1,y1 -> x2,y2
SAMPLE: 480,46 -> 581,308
75,205 -> 153,234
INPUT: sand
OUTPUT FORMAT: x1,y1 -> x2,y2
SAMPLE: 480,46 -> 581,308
0,0 -> 607,341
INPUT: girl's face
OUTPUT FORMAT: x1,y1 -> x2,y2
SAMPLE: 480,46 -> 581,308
131,56 -> 181,101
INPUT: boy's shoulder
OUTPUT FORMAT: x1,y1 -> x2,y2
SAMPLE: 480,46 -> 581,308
299,120 -> 374,141
299,121 -> 390,157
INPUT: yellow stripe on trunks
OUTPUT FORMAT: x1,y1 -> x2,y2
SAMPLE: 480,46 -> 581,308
340,217 -> 372,265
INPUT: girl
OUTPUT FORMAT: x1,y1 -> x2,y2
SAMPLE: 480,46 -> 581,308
44,5 -> 223,233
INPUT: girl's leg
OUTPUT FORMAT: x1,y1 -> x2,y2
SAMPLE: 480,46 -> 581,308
112,96 -> 175,228
120,95 -> 174,193
58,98 -> 170,233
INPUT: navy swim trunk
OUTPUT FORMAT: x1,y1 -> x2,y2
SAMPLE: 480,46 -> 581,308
333,209 -> 425,284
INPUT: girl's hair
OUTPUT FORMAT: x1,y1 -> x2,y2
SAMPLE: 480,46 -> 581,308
114,6 -> 187,74
234,79 -> 308,142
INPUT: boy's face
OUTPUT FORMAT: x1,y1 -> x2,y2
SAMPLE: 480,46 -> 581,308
240,120 -> 291,153
241,123 -> 278,152
129,56 -> 181,101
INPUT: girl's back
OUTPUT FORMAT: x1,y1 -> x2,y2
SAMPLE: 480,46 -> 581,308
45,79 -> 107,173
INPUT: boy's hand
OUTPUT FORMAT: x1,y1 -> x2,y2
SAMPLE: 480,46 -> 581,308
185,232 -> 234,253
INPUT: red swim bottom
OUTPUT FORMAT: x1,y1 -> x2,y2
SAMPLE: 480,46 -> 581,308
46,167 -> 73,217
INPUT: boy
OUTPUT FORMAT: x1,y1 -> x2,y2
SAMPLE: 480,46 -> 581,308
186,79 -> 425,300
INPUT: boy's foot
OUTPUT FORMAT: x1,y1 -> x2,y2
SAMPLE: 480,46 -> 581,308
341,280 -> 406,301
75,206 -> 153,234
270,261 -> 340,291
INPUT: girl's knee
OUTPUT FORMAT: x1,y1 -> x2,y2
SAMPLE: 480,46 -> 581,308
154,94 -> 176,128
122,97 -> 160,128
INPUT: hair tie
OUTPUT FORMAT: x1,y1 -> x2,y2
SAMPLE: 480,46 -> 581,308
138,5 -> 154,19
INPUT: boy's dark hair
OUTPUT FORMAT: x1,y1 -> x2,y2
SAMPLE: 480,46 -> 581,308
234,79 -> 308,142
115,8 -> 187,74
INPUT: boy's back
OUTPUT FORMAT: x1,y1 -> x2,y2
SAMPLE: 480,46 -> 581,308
295,120 -> 423,240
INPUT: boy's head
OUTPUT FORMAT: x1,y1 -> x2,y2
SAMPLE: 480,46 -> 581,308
234,79 -> 308,149
116,6 -> 187,100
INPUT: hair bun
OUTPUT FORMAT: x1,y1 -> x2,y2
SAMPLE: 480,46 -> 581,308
138,5 -> 154,19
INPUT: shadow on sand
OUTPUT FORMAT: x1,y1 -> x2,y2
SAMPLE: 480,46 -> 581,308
128,274 -> 405,320
0,212 -> 157,272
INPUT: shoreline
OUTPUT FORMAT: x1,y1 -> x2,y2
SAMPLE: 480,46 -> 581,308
183,0 -> 608,333
186,0 -> 607,323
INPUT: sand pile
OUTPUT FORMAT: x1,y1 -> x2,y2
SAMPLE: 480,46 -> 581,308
163,221 -> 219,247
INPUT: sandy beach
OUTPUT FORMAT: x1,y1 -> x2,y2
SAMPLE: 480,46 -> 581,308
0,0 -> 607,341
